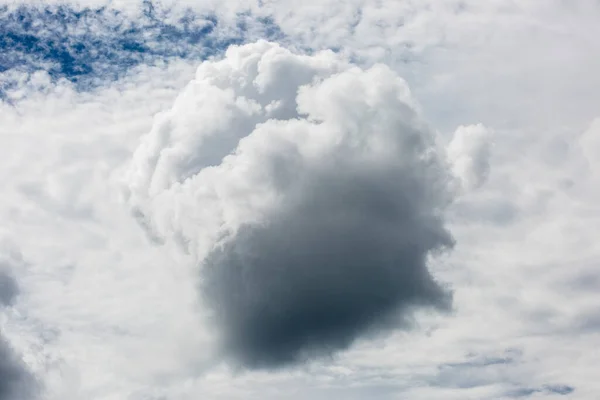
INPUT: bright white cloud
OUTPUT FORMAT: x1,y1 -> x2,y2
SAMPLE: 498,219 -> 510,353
446,124 -> 492,191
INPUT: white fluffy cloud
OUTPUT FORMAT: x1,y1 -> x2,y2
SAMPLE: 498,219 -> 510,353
446,124 -> 492,191
124,41 -> 446,255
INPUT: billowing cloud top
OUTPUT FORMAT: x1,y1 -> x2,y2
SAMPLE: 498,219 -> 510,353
125,41 -> 455,368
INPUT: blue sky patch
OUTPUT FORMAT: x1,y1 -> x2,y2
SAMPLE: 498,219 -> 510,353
0,1 -> 284,99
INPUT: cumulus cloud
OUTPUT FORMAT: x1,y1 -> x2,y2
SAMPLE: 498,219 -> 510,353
446,124 -> 492,191
126,41 -> 455,369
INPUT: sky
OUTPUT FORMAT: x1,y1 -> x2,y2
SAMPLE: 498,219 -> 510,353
0,0 -> 599,399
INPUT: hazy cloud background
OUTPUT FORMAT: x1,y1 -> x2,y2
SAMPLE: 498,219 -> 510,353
1,0 -> 599,399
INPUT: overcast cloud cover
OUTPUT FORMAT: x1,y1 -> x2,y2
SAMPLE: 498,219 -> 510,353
1,0 -> 600,399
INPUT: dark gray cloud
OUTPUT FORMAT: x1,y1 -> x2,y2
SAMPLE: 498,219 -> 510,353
0,269 -> 19,307
0,266 -> 36,400
0,336 -> 36,400
201,157 -> 454,369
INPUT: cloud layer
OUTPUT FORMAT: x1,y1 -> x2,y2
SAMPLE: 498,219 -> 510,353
1,1 -> 600,398
126,41 -> 455,368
